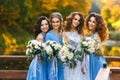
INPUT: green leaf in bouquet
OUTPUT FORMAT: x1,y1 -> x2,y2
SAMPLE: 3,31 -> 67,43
69,60 -> 77,69
74,50 -> 84,61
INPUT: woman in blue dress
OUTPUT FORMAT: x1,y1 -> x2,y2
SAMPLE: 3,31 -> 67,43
45,12 -> 64,80
26,16 -> 50,80
85,12 -> 109,80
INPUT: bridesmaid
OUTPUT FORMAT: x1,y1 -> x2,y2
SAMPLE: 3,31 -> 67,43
85,12 -> 109,80
26,16 -> 50,80
45,12 -> 64,80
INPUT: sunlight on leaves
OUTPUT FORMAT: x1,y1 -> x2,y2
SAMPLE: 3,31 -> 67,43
2,33 -> 17,47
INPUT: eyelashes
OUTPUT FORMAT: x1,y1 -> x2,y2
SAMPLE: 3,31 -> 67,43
73,18 -> 80,21
52,21 -> 60,23
89,20 -> 96,24
41,23 -> 49,26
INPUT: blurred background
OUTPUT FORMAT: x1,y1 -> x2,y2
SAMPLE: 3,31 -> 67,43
0,0 -> 120,69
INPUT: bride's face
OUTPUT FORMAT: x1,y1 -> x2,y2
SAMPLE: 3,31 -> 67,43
72,14 -> 80,28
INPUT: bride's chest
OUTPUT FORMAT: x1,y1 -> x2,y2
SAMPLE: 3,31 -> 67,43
66,32 -> 81,43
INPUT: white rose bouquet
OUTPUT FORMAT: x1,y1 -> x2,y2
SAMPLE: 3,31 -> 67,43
81,37 -> 101,55
26,40 -> 46,63
45,40 -> 62,60
58,46 -> 77,68
58,39 -> 77,68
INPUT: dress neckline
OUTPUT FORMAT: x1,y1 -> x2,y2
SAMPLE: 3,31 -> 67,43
51,30 -> 61,44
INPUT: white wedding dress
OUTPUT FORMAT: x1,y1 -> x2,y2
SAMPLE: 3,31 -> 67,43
64,31 -> 90,80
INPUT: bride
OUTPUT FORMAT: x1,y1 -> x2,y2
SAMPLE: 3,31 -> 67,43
62,12 -> 90,80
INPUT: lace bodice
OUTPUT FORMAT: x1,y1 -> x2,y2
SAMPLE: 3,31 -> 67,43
65,31 -> 81,52
65,31 -> 81,43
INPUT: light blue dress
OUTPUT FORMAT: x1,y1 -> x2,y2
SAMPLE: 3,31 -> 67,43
26,33 -> 47,80
89,33 -> 107,80
45,30 -> 64,80
90,54 -> 107,80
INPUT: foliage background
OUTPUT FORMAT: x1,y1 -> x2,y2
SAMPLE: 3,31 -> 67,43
0,0 -> 120,55
0,0 -> 120,71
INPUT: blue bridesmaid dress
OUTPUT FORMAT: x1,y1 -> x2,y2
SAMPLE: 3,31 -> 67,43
26,33 -> 47,80
45,30 -> 64,80
89,54 -> 107,80
89,32 -> 108,80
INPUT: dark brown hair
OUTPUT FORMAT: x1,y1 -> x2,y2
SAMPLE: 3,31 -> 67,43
33,16 -> 50,39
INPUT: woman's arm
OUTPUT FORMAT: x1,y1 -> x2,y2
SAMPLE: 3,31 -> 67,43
36,34 -> 44,42
62,31 -> 68,43
94,33 -> 103,55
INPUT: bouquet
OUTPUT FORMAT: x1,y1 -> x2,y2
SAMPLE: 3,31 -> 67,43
58,39 -> 77,68
26,40 -> 46,63
45,40 -> 62,60
58,46 -> 76,68
74,50 -> 84,61
81,37 -> 101,55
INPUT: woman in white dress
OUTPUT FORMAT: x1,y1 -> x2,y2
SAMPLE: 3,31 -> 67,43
62,12 -> 90,80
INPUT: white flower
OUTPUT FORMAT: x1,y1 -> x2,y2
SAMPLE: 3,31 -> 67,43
34,44 -> 39,49
86,37 -> 92,40
42,43 -> 46,48
95,43 -> 100,49
54,44 -> 62,50
26,48 -> 32,55
45,45 -> 53,55
67,52 -> 73,60
81,36 -> 101,55
45,40 -> 51,45
51,41 -> 57,45
88,40 -> 95,48
82,41 -> 88,46
59,49 -> 66,57
58,46 -> 70,62
26,49 -> 29,55
87,48 -> 95,53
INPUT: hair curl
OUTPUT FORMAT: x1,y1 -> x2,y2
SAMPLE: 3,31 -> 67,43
64,12 -> 84,34
33,16 -> 50,39
85,12 -> 109,42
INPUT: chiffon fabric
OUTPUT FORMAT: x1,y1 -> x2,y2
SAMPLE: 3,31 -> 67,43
26,33 -> 47,80
89,54 -> 107,80
26,55 -> 47,80
45,30 -> 64,80
89,32 -> 108,80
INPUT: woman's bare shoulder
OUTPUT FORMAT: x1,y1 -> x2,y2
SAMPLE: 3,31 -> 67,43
36,33 -> 44,41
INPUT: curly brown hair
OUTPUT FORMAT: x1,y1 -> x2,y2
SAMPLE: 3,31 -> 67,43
85,12 -> 109,42
64,12 -> 84,35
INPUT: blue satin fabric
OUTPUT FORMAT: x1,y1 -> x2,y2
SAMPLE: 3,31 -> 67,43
89,53 -> 107,80
45,30 -> 64,80
26,55 -> 47,80
26,33 -> 47,80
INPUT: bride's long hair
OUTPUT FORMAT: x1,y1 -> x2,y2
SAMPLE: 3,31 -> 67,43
64,12 -> 84,35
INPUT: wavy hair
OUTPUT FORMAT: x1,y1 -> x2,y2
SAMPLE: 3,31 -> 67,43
33,16 -> 50,39
85,12 -> 109,42
64,12 -> 84,35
